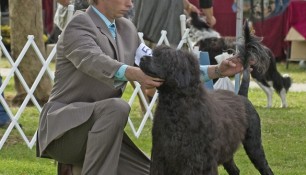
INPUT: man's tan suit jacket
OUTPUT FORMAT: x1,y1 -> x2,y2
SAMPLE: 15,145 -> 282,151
37,6 -> 141,157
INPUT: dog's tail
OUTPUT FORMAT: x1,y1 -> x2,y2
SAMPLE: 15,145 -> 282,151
189,12 -> 210,30
282,74 -> 292,92
237,20 -> 270,97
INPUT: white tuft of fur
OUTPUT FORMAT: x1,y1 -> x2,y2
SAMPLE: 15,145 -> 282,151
283,74 -> 290,78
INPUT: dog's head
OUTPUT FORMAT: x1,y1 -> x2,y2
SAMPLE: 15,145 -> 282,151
139,45 -> 201,90
187,12 -> 221,46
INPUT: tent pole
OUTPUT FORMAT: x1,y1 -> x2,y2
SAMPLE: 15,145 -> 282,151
235,0 -> 244,94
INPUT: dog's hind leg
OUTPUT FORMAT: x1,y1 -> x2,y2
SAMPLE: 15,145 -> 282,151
271,76 -> 290,108
279,88 -> 288,108
223,159 -> 240,175
243,101 -> 274,175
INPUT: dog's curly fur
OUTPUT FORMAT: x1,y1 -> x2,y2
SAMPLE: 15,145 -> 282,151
139,45 -> 274,175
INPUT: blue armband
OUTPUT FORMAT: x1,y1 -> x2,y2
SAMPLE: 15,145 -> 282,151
200,65 -> 211,82
114,65 -> 128,81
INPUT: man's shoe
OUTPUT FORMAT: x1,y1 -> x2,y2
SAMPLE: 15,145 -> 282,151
58,162 -> 73,175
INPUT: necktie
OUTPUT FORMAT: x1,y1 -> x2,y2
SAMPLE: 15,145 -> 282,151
109,24 -> 116,39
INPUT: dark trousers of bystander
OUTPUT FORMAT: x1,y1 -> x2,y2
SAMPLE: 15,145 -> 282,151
0,76 -> 10,127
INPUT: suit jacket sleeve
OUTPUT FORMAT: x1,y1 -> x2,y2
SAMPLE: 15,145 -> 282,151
61,12 -> 125,85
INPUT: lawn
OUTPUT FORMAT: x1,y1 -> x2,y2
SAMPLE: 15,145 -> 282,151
0,57 -> 306,174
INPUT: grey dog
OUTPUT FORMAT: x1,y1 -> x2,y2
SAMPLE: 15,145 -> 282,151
139,45 -> 274,175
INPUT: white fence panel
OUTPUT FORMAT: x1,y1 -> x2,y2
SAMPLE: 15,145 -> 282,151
0,35 -> 56,149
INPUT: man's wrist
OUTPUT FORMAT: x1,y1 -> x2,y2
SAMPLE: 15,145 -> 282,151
207,65 -> 223,79
114,64 -> 128,81
125,66 -> 141,82
214,65 -> 224,78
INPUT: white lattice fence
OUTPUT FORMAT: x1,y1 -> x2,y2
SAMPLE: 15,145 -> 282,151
0,35 -> 55,149
0,15 -> 194,149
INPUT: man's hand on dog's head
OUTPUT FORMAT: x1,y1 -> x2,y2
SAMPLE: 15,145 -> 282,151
125,66 -> 164,89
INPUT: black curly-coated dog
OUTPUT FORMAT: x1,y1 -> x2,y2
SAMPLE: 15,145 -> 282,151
139,45 -> 274,175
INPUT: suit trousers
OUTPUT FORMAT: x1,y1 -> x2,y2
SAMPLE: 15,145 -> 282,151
45,98 -> 150,175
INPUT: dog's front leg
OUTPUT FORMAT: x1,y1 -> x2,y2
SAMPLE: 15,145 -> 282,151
204,167 -> 218,175
202,162 -> 218,175
255,80 -> 273,108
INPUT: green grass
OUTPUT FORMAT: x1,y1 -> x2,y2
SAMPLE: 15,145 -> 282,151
0,58 -> 306,174
277,61 -> 306,83
0,57 -> 11,68
1,87 -> 306,174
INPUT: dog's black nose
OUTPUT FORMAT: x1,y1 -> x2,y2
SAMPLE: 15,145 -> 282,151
141,55 -> 151,60
140,55 -> 152,65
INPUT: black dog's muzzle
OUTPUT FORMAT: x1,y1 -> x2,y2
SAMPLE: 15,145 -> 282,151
139,55 -> 163,79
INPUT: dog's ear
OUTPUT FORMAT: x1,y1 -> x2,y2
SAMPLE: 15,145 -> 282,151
169,50 -> 199,88
162,51 -> 190,88
174,65 -> 191,88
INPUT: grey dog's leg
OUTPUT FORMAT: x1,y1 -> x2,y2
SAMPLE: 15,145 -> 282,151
242,101 -> 274,175
278,88 -> 288,108
223,158 -> 240,175
255,80 -> 273,108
